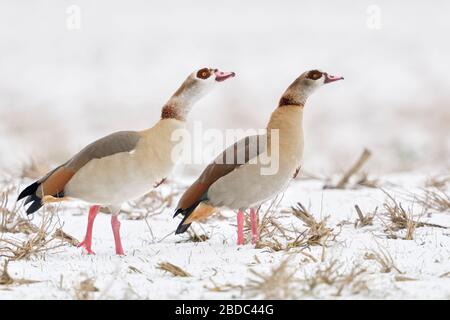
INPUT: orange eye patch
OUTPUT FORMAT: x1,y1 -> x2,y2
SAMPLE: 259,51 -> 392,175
197,68 -> 211,79
307,70 -> 322,80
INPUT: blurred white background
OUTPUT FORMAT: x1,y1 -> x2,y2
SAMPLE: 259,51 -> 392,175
0,0 -> 449,176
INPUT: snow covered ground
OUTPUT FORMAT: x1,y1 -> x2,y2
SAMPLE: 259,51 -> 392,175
1,172 -> 449,299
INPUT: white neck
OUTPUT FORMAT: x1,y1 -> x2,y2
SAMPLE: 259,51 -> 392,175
161,79 -> 213,121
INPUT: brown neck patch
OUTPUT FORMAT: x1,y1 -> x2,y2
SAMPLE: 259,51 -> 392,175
278,95 -> 304,108
161,103 -> 185,121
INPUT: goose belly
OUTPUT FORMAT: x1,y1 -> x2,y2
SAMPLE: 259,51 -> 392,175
65,151 -> 173,205
208,162 -> 295,210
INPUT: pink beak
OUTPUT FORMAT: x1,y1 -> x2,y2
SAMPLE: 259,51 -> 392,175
214,70 -> 236,82
324,74 -> 344,84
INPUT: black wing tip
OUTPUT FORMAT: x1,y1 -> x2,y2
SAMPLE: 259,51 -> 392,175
173,208 -> 183,218
17,181 -> 43,214
24,195 -> 43,215
175,221 -> 191,234
17,181 -> 43,215
17,181 -> 39,201
173,208 -> 188,218
174,207 -> 194,234
26,195 -> 43,214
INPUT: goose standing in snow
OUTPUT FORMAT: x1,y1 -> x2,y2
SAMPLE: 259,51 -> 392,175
17,67 -> 235,255
174,69 -> 343,245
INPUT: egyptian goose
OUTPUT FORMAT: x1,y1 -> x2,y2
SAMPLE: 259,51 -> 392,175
174,69 -> 343,245
17,67 -> 235,255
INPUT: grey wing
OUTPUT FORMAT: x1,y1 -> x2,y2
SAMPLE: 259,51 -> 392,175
177,134 -> 267,212
212,134 -> 267,166
196,134 -> 267,185
65,131 -> 141,172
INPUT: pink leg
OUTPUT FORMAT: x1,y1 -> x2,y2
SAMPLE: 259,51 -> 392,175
250,208 -> 259,245
111,215 -> 125,256
237,210 -> 245,245
78,205 -> 100,255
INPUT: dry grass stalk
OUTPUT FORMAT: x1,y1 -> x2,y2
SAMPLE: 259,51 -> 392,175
292,202 -> 332,246
303,260 -> 367,296
253,198 -> 333,253
354,205 -> 375,228
354,172 -> 378,188
395,275 -> 417,282
257,214 -> 282,243
383,199 -> 413,231
256,200 -> 333,251
257,196 -> 284,240
334,266 -> 367,296
425,175 -> 450,189
404,219 -> 416,240
74,278 -> 99,300
0,260 -> 39,286
245,259 -> 297,299
175,227 -> 209,244
157,262 -> 191,277
364,247 -> 402,274
255,238 -> 283,251
204,278 -> 237,292
252,195 -> 308,251
414,188 -> 450,213
1,189 -> 38,235
255,218 -> 310,252
381,190 -> 447,239
187,229 -> 209,242
0,260 -> 13,285
0,212 -> 64,260
52,228 -> 80,246
256,234 -> 309,252
128,266 -> 143,274
324,148 -> 372,189
304,260 -> 335,289
124,182 -> 183,220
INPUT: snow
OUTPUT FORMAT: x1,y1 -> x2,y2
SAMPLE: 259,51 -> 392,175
1,173 -> 449,299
